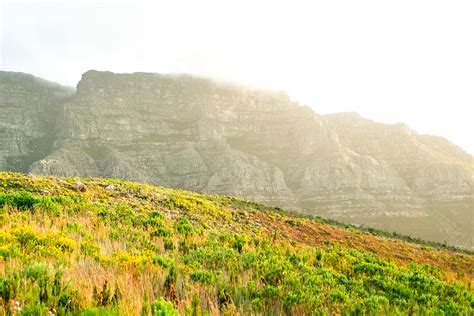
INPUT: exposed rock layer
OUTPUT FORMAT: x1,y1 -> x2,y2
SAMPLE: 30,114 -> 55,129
0,72 -> 74,171
1,70 -> 473,248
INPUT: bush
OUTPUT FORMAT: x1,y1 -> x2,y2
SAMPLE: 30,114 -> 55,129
151,226 -> 172,238
0,273 -> 19,302
0,191 -> 38,210
24,262 -> 48,280
232,234 -> 246,253
19,303 -> 46,315
151,297 -> 178,316
153,255 -> 173,268
329,289 -> 348,302
1,265 -> 80,314
163,238 -> 175,251
37,197 -> 62,216
189,270 -> 215,285
174,217 -> 194,236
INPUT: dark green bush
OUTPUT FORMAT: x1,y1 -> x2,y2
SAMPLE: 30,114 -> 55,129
153,255 -> 173,268
189,270 -> 215,285
0,265 -> 80,314
174,217 -> 194,236
163,238 -> 175,251
0,191 -> 38,210
152,226 -> 172,237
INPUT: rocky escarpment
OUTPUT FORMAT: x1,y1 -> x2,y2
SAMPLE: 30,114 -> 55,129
324,113 -> 473,245
0,72 -> 74,172
1,70 -> 473,249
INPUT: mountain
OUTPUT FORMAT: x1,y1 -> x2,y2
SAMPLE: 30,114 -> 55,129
0,70 -> 473,249
0,71 -> 74,171
0,172 -> 473,314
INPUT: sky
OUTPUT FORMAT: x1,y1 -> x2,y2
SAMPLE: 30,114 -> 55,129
1,0 -> 473,154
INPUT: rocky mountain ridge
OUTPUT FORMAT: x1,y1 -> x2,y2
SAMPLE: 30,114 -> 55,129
1,70 -> 472,248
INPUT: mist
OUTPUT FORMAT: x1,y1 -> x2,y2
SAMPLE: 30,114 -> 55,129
1,0 -> 473,153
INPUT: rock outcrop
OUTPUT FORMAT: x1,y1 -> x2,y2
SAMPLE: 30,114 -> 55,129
1,70 -> 473,248
0,71 -> 74,171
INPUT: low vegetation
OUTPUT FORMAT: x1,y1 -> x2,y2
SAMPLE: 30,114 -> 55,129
0,172 -> 473,315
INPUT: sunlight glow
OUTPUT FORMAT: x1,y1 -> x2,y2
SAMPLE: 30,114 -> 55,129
1,0 -> 473,153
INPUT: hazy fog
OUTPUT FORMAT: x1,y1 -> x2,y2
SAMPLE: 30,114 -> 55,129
1,0 -> 473,154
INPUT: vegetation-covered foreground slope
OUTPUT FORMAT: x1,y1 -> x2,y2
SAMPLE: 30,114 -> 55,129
0,172 -> 473,315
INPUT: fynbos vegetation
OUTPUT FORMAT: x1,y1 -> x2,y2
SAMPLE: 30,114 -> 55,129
0,172 -> 473,315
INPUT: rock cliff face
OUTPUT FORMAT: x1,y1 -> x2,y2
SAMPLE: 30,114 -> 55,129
0,72 -> 74,172
1,70 -> 473,248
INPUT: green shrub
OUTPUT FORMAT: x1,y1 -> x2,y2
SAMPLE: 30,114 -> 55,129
149,210 -> 164,221
189,270 -> 215,285
232,234 -> 246,253
1,265 -> 80,314
24,262 -> 48,280
19,303 -> 46,315
37,197 -> 62,216
329,289 -> 348,302
151,226 -> 172,237
153,255 -> 173,268
163,238 -> 175,251
11,191 -> 38,210
174,216 -> 194,236
150,297 -> 178,316
0,273 -> 19,302
0,191 -> 39,210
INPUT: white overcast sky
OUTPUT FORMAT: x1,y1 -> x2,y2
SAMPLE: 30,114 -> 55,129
1,0 -> 473,154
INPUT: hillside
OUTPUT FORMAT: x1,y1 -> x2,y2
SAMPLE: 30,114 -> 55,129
0,70 -> 473,249
0,172 -> 473,315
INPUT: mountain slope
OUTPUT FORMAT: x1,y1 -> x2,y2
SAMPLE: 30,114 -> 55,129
0,172 -> 473,314
0,70 -> 473,249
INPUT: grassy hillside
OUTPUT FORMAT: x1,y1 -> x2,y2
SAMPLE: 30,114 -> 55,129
0,172 -> 473,315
